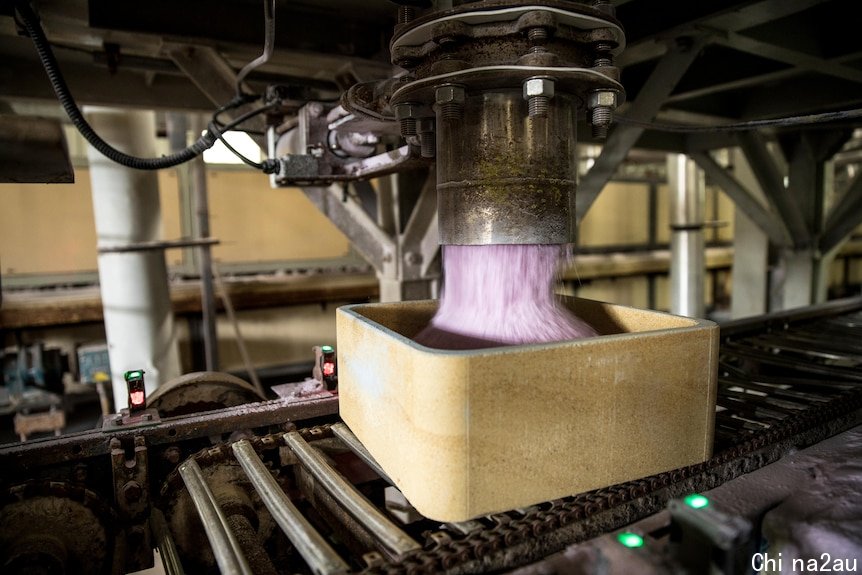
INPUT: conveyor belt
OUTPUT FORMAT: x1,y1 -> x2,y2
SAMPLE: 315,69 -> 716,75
154,298 -> 862,574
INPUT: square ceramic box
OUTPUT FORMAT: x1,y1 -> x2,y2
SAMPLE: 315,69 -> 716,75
337,297 -> 718,522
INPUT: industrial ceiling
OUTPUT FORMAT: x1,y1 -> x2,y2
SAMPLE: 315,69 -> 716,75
1,0 -> 860,144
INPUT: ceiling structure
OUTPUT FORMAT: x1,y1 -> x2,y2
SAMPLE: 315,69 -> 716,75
0,0 -> 859,129
2,0 -> 861,257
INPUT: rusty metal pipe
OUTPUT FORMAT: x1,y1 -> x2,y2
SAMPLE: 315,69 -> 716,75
283,431 -> 420,557
232,440 -> 350,575
150,508 -> 185,575
178,458 -> 253,575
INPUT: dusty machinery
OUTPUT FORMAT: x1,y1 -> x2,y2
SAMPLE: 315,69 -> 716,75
2,1 -> 862,574
267,0 -> 623,247
1,300 -> 861,574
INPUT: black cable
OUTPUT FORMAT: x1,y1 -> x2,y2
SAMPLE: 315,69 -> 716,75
16,1 -> 278,172
615,108 -> 862,133
15,1 -> 220,170
206,120 -> 279,173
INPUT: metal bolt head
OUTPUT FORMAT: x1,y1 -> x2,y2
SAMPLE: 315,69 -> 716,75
73,463 -> 88,483
394,103 -> 422,120
523,77 -> 555,100
123,481 -> 143,503
588,90 -> 618,109
435,85 -> 466,105
163,446 -> 181,464
405,252 -> 422,265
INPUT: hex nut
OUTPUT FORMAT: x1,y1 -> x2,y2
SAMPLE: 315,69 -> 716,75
394,103 -> 421,120
435,85 -> 466,105
588,90 -> 618,109
523,77 -> 555,99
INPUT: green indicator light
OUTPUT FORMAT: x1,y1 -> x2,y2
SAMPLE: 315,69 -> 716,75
125,370 -> 143,380
617,532 -> 644,548
684,493 -> 710,509
321,345 -> 334,353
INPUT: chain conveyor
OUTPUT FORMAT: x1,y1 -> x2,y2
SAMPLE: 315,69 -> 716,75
2,298 -> 862,574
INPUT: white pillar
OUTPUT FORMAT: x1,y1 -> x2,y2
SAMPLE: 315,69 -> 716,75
85,108 -> 181,410
668,154 -> 706,318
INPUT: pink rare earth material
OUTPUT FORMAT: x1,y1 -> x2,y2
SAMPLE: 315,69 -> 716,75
414,244 -> 597,350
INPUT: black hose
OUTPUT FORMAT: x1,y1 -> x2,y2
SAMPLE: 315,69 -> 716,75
16,1 -> 216,170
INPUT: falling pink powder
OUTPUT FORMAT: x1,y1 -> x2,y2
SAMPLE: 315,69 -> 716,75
414,244 -> 597,350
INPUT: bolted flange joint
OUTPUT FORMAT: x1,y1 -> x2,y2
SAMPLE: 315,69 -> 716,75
523,76 -> 555,118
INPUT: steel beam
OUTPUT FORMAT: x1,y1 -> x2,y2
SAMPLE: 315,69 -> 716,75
577,36 -> 708,221
821,172 -> 862,253
690,151 -> 787,246
668,50 -> 862,105
168,45 -> 264,134
712,32 -> 862,85
729,149 -> 770,318
618,0 -> 824,67
302,186 -> 396,273
400,171 -> 439,282
739,132 -> 810,247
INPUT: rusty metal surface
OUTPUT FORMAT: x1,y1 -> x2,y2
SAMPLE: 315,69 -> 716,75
153,395 -> 862,574
0,482 -> 113,574
147,371 -> 267,417
0,394 -> 339,475
149,298 -> 862,574
3,299 -> 862,574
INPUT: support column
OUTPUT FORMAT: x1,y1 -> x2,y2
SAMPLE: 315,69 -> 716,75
729,149 -> 770,318
85,108 -> 181,409
189,115 -> 219,370
668,154 -> 705,318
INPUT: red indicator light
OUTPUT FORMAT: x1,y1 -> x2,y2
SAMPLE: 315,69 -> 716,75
323,362 -> 335,377
130,391 -> 145,406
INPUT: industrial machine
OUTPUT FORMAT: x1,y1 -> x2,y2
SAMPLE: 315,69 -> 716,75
1,299 -> 861,574
2,0 -> 862,574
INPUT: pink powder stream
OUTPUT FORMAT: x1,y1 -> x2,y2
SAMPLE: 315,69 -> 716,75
414,244 -> 597,350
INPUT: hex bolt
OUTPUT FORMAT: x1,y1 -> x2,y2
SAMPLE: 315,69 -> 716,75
593,41 -> 614,68
405,252 -> 423,265
394,103 -> 420,137
435,84 -> 466,121
397,5 -> 415,25
123,481 -> 143,503
528,27 -> 548,45
73,463 -> 88,483
591,108 -> 612,138
163,446 -> 181,465
418,118 -> 436,158
588,90 -> 618,139
523,77 -> 555,118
